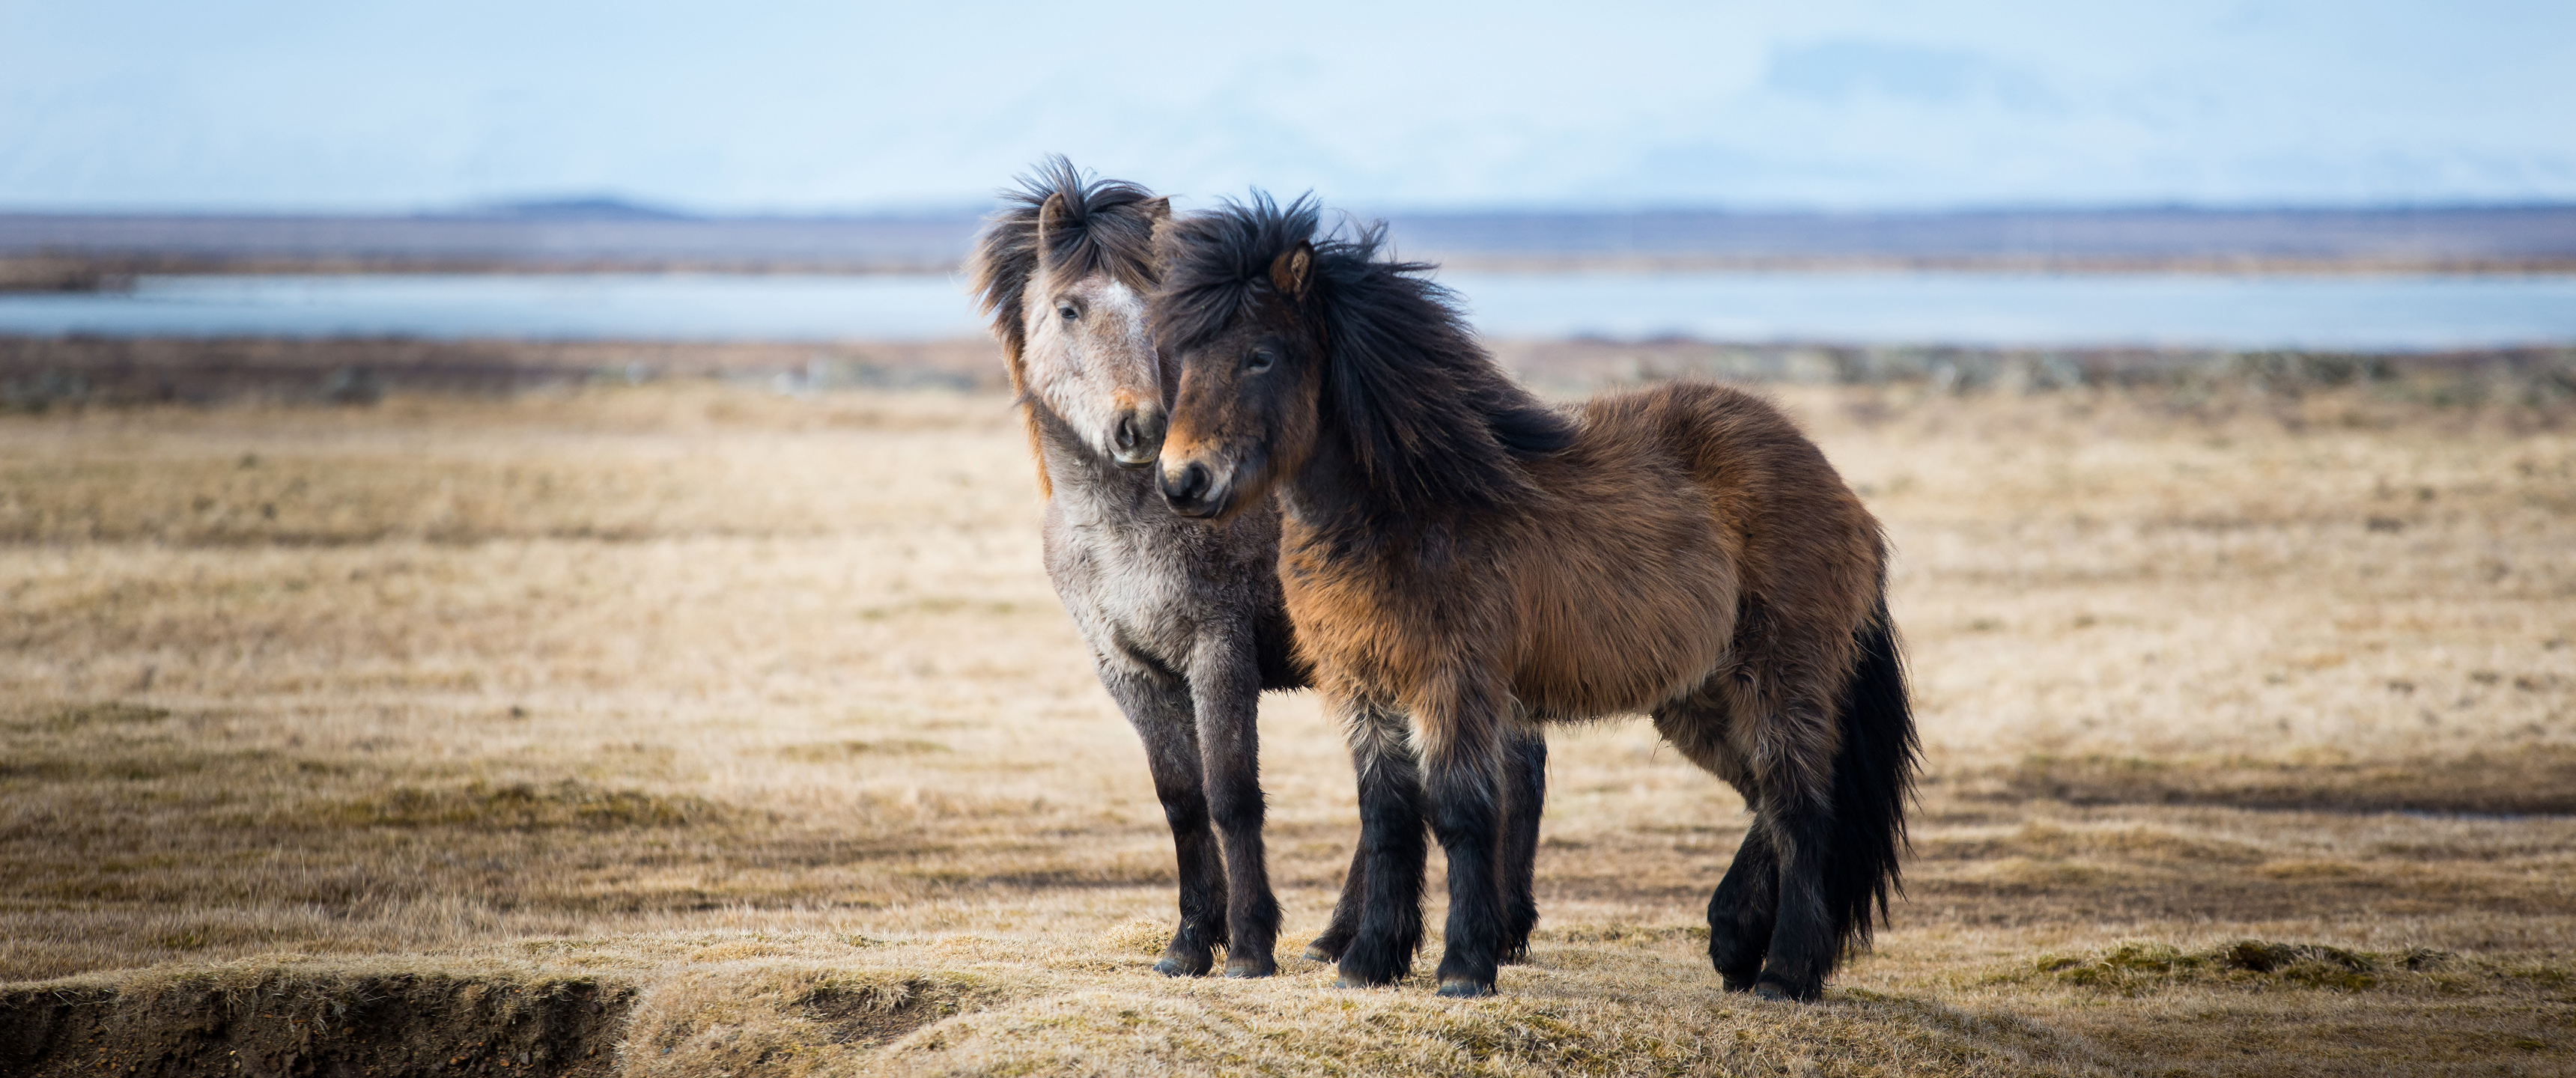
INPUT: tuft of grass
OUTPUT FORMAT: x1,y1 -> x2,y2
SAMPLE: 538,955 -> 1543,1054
1088,920 -> 1172,959
7,701 -> 171,733
775,739 -> 950,761
619,965 -> 1007,1078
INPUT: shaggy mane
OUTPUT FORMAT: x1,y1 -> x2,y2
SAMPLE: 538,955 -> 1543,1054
1154,193 -> 1575,511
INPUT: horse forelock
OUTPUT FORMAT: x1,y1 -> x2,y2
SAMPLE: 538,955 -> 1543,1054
1149,191 -> 1325,354
967,156 -> 1162,362
1158,193 -> 1576,511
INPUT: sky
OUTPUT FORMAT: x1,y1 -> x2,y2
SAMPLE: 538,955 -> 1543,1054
1,1 -> 2571,215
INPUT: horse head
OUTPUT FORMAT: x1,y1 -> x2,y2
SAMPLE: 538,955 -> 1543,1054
1150,195 -> 1331,520
968,159 -> 1173,477
1152,193 -> 1569,521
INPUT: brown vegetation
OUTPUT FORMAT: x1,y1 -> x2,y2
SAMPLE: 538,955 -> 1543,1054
0,257 -> 133,294
1,358 -> 2571,1075
1,336 -> 1001,410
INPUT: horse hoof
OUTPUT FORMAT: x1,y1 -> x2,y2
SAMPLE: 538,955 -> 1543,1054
1301,942 -> 1342,963
1750,978 -> 1814,1003
1153,955 -> 1210,978
1224,957 -> 1277,978
1435,977 -> 1495,999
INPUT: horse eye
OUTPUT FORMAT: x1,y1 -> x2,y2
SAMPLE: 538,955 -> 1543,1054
1247,348 -> 1275,372
1057,302 -> 1080,320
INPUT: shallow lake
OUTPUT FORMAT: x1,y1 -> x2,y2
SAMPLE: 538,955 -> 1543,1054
2,270 -> 2571,350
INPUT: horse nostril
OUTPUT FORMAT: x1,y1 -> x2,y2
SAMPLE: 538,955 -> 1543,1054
1161,462 -> 1212,508
1115,414 -> 1140,453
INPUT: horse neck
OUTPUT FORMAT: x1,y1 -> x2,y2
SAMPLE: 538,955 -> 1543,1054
1279,377 -> 1536,545
1027,401 -> 1157,514
1276,421 -> 1426,547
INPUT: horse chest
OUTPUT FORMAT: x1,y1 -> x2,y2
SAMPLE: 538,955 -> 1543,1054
1043,514 -> 1206,676
1278,544 -> 1451,696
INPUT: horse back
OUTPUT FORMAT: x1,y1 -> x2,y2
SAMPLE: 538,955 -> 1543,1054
1459,387 -> 1771,716
1278,380 -> 1881,722
1579,381 -> 1887,684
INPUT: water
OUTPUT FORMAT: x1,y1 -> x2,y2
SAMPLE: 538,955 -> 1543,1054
1,270 -> 2571,350
0,274 -> 979,342
1444,272 -> 2576,350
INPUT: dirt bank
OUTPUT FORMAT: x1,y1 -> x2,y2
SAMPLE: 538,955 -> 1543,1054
0,970 -> 633,1078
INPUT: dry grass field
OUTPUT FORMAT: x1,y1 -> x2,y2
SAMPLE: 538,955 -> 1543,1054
1,357 -> 2572,1077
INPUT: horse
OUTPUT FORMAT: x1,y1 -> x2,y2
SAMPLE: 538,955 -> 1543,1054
1149,194 -> 1918,1002
965,159 -> 1304,977
966,162 -> 1552,978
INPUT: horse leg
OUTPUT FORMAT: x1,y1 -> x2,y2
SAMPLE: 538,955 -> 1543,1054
1754,782 -> 1838,1002
1707,826 -> 1780,991
1099,663 -> 1226,977
1738,693 -> 1844,1002
1651,692 -> 1775,991
1498,728 -> 1546,963
1424,680 -> 1511,998
1334,699 -> 1429,988
1304,841 -> 1367,963
1753,615 -> 1921,1003
1190,635 -> 1280,977
1316,728 -> 1537,969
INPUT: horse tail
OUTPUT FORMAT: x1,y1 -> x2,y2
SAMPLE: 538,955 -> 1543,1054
1822,592 -> 1918,956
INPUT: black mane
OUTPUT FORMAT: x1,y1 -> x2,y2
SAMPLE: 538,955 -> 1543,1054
1155,193 -> 1576,511
966,156 -> 1162,367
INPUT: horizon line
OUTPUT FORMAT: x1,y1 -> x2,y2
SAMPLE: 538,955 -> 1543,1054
5,198 -> 2576,223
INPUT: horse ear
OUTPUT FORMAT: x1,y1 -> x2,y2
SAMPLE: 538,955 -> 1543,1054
1269,240 -> 1315,298
1036,192 -> 1070,265
1144,198 -> 1176,251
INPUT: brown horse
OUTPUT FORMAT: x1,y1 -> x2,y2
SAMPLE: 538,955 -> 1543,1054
1150,195 -> 1918,1001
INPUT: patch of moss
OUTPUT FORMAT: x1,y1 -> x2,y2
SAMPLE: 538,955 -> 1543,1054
2000,750 -> 2576,814
2033,940 -> 2452,996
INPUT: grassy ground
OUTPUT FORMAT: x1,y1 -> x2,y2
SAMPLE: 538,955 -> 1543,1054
1,372 -> 2571,1076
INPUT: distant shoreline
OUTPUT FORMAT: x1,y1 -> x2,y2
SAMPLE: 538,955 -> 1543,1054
10,253 -> 2576,293
7,204 -> 2575,291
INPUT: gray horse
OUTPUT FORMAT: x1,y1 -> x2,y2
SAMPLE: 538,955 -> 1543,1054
967,160 -> 1306,977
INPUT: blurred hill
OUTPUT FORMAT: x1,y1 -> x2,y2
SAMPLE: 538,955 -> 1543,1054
4,204 -> 2574,280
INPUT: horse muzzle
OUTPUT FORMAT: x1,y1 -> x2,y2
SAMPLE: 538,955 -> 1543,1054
1158,459 -> 1231,519
1111,406 -> 1166,469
